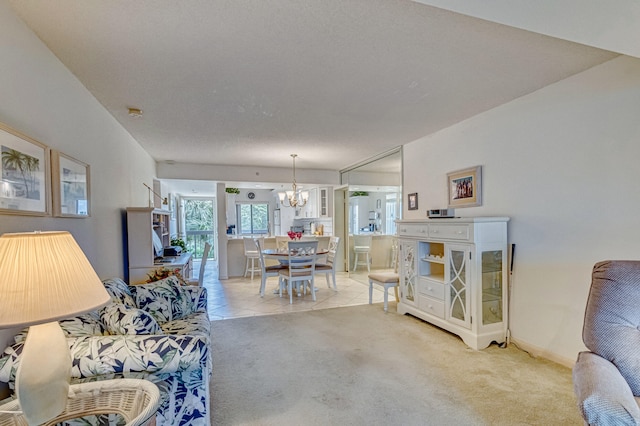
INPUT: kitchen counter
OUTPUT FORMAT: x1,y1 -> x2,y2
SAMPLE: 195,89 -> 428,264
226,235 -> 331,277
348,234 -> 396,270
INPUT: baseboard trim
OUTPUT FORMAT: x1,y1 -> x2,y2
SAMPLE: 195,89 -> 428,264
510,338 -> 576,369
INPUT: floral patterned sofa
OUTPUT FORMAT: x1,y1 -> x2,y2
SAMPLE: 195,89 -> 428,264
0,276 -> 211,426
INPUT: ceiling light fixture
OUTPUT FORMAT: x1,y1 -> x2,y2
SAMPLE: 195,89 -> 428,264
278,154 -> 309,208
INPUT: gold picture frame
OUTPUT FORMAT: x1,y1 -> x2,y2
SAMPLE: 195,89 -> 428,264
0,122 -> 51,216
447,165 -> 482,208
51,150 -> 91,217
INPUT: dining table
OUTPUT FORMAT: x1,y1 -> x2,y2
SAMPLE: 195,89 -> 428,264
262,248 -> 329,262
262,248 -> 329,297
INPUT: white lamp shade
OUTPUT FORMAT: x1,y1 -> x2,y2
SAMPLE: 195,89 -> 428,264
0,231 -> 110,328
301,191 -> 309,202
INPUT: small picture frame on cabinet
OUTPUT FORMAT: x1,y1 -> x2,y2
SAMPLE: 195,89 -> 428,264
408,193 -> 418,210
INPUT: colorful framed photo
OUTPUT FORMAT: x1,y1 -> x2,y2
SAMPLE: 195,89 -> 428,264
0,122 -> 50,216
408,192 -> 418,210
51,150 -> 90,217
447,165 -> 482,208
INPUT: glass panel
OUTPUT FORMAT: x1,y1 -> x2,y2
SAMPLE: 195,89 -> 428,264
184,198 -> 216,259
403,244 -> 415,302
482,250 -> 503,325
449,249 -> 466,322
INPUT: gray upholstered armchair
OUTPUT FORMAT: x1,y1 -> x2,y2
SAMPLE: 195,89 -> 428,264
573,260 -> 640,425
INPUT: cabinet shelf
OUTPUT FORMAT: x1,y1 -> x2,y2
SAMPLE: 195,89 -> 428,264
421,273 -> 444,283
482,288 -> 502,302
422,256 -> 444,264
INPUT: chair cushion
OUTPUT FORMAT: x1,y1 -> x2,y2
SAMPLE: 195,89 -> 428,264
100,304 -> 163,335
369,272 -> 399,284
265,264 -> 287,272
315,263 -> 333,271
584,260 -> 640,396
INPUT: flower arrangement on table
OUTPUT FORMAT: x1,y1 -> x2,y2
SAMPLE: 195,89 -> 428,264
287,231 -> 303,240
146,267 -> 187,285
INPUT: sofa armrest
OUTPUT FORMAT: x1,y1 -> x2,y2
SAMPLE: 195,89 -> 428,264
0,334 -> 209,386
573,351 -> 640,425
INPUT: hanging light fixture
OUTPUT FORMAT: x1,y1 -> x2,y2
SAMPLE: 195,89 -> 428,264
278,154 -> 309,208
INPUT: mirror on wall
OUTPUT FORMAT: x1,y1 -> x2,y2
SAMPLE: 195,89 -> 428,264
339,148 -> 402,285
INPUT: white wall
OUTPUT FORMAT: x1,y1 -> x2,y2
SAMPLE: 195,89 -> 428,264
0,3 -> 156,278
403,55 -> 640,365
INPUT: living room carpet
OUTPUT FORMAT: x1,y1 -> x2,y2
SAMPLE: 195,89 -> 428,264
211,304 -> 581,425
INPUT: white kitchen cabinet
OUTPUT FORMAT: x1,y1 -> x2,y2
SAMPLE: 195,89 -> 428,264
318,187 -> 331,217
396,217 -> 509,350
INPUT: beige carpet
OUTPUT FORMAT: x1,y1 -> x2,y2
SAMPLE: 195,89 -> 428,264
211,304 -> 582,425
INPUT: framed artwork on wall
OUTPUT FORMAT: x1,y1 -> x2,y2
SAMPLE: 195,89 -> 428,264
51,150 -> 90,217
0,122 -> 50,216
408,192 -> 418,210
447,165 -> 482,208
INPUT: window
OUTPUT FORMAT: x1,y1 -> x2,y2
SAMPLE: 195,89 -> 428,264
237,203 -> 269,235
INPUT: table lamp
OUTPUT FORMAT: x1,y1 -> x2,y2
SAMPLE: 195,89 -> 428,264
0,231 -> 110,425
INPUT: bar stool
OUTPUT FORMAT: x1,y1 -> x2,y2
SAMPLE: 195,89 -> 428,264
352,235 -> 372,272
243,237 -> 262,279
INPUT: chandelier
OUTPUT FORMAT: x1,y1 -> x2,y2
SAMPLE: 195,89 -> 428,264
278,154 -> 309,208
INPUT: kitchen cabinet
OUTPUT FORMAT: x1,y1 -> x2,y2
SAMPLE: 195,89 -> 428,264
396,217 -> 509,350
319,187 -> 331,217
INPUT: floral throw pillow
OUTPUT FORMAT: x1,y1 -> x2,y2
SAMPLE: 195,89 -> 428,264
131,276 -> 193,323
99,303 -> 163,335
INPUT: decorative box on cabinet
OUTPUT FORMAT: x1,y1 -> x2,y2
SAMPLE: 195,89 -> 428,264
396,217 -> 509,350
126,207 -> 192,284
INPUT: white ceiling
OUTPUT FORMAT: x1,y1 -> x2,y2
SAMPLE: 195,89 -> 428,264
8,0 -> 617,175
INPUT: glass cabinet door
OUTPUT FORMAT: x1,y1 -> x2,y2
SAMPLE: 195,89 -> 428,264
399,240 -> 416,304
481,250 -> 503,325
447,244 -> 471,329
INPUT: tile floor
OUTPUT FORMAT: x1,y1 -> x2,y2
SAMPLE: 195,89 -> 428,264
196,260 -> 397,320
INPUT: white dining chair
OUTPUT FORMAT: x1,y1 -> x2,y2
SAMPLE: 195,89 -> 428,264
315,236 -> 340,290
188,242 -> 211,286
368,247 -> 399,312
243,237 -> 262,279
279,240 -> 319,304
275,236 -> 290,251
352,234 -> 372,272
255,239 -> 286,297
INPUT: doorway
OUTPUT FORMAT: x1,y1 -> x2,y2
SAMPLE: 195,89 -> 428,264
182,197 -> 216,262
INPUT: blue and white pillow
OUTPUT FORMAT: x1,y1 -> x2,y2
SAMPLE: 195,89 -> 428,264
100,303 -> 163,335
131,276 -> 194,323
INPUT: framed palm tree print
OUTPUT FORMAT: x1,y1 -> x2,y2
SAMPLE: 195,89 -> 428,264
0,122 -> 50,216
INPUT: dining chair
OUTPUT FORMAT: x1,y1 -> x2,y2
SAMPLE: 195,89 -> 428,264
188,242 -> 211,286
368,246 -> 399,312
275,236 -> 289,251
255,239 -> 286,297
279,240 -> 319,304
315,236 -> 340,290
243,237 -> 262,279
352,234 -> 372,272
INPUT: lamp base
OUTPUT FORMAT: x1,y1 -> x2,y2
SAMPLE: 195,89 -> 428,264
16,321 -> 70,425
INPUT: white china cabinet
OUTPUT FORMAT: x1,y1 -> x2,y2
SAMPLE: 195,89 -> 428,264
397,217 -> 509,350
